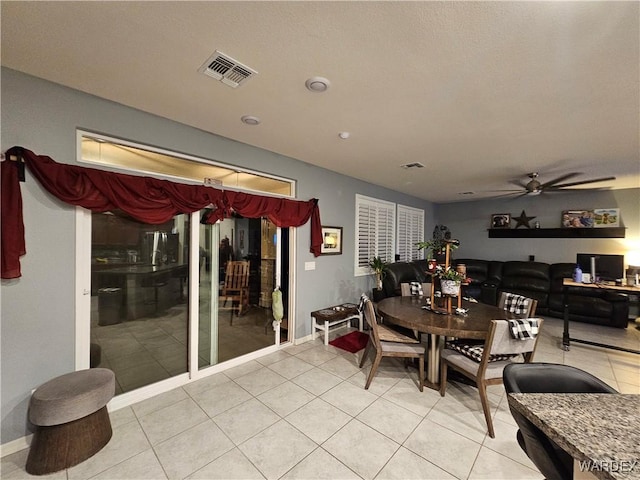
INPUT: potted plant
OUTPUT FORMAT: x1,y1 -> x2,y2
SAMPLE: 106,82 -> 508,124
368,256 -> 389,291
434,265 -> 467,296
416,239 -> 459,269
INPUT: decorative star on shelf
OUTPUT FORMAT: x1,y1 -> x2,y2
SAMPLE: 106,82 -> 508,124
513,210 -> 536,229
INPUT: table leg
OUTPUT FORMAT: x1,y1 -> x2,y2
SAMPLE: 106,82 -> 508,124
324,320 -> 329,345
358,313 -> 363,332
312,317 -> 317,341
562,288 -> 571,351
423,333 -> 441,390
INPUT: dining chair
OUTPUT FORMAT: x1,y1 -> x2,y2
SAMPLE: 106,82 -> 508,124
503,363 -> 617,480
498,291 -> 538,316
220,260 -> 250,324
359,295 -> 425,391
400,282 -> 431,297
439,318 -> 543,438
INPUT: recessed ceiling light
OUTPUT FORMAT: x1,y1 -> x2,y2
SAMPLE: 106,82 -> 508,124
338,132 -> 350,139
305,76 -> 331,93
241,115 -> 261,125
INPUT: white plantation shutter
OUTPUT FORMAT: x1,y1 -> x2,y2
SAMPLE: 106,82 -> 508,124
397,204 -> 425,262
355,195 -> 395,276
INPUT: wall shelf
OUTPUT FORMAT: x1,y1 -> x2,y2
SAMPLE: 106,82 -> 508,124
487,227 -> 625,239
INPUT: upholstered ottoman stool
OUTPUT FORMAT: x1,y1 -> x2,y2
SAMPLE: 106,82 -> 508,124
26,368 -> 115,475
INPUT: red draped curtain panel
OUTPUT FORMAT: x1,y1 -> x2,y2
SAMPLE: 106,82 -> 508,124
1,146 -> 322,279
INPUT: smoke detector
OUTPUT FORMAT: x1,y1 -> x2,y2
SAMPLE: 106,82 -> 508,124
199,50 -> 257,88
305,76 -> 331,92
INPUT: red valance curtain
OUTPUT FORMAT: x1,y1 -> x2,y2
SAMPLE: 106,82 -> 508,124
1,146 -> 322,279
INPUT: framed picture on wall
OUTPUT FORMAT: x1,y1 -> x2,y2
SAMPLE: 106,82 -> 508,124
593,208 -> 620,228
490,213 -> 511,229
321,226 -> 343,255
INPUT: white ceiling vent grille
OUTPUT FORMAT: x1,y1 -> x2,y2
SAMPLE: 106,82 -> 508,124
199,51 -> 257,88
401,162 -> 425,169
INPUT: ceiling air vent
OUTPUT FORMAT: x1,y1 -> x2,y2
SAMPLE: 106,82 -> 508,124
199,51 -> 257,88
401,162 -> 425,169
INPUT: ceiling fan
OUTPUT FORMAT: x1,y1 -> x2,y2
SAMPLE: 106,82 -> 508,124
491,172 -> 616,197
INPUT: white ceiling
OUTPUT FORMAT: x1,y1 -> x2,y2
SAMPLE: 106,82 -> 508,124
2,1 -> 638,203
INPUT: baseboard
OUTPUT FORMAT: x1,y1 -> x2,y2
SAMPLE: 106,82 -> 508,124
0,434 -> 32,458
294,333 -> 313,345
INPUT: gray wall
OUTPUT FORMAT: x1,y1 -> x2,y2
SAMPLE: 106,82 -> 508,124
0,68 -> 435,444
436,189 -> 639,265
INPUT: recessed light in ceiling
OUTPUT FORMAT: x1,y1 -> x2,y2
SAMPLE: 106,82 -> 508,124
241,115 -> 261,125
305,76 -> 331,92
338,132 -> 350,139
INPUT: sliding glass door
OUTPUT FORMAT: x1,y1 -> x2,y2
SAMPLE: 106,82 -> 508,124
88,210 -> 289,394
90,212 -> 190,394
198,215 -> 288,370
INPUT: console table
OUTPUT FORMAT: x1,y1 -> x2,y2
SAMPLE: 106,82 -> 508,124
311,303 -> 362,345
562,279 -> 640,355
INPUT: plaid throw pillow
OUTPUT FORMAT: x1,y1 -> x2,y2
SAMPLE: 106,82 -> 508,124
445,340 -> 518,363
508,318 -> 540,340
503,293 -> 530,315
409,281 -> 423,296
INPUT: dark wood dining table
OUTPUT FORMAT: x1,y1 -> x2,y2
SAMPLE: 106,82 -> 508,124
377,295 -> 524,389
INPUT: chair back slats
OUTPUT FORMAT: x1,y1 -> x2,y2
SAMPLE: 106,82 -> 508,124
223,261 -> 250,291
362,297 -> 382,348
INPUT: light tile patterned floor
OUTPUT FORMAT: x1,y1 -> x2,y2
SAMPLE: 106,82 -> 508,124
2,316 -> 639,479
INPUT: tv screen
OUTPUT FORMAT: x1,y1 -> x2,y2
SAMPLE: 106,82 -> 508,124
576,253 -> 624,281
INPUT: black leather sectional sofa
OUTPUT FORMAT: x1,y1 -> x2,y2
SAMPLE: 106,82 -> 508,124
381,258 -> 630,328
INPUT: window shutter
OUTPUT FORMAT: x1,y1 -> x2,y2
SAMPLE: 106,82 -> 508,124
397,204 -> 424,262
355,195 -> 395,276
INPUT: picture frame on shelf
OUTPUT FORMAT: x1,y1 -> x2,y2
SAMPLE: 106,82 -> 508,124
320,226 -> 343,255
562,210 -> 594,228
490,213 -> 511,229
593,208 -> 620,228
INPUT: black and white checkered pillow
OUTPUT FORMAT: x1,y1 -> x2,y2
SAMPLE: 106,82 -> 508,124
357,293 -> 369,313
503,293 -> 530,314
508,318 -> 540,340
445,340 -> 518,363
409,281 -> 423,296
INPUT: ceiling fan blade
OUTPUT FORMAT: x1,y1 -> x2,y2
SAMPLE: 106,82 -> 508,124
547,176 -> 616,189
481,189 -> 523,193
539,173 -> 580,189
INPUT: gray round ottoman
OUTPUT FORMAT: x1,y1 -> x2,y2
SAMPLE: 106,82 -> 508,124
26,368 -> 115,475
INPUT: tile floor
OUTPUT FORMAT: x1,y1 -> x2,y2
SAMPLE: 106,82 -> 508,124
3,316 -> 639,480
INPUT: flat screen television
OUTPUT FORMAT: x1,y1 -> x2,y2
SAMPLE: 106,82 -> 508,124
576,253 -> 624,281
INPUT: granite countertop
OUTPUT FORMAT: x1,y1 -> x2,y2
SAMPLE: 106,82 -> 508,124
508,393 -> 640,480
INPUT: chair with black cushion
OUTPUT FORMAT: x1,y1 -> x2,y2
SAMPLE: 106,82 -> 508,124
439,318 -> 543,438
498,291 -> 538,317
503,363 -> 617,480
359,295 -> 425,391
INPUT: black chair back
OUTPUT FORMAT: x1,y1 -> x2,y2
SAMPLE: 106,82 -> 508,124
503,363 -> 617,480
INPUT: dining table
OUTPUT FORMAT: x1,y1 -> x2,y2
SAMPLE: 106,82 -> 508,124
376,295 -> 525,389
